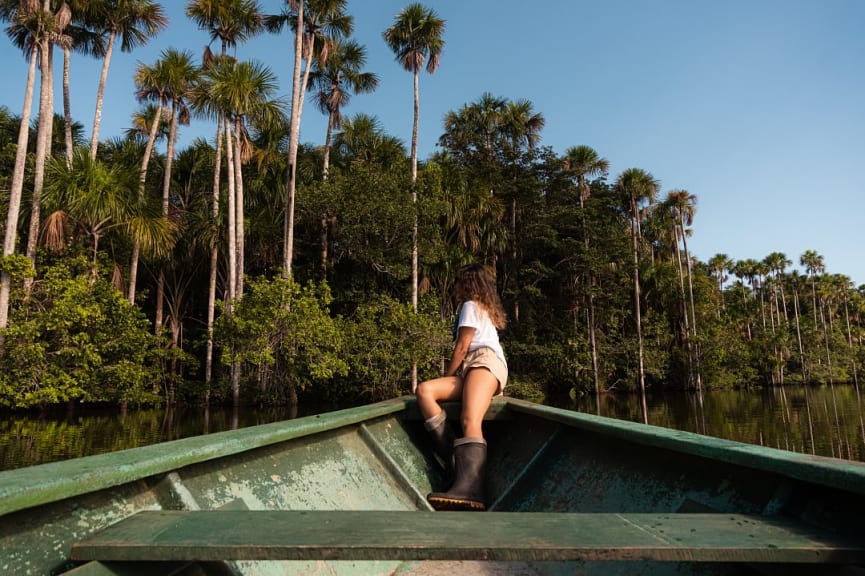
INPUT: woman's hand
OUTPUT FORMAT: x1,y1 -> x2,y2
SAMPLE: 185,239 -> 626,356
444,326 -> 475,377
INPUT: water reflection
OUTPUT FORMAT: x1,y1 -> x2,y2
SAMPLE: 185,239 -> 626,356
1,386 -> 863,471
566,385 -> 865,462
0,403 -> 332,472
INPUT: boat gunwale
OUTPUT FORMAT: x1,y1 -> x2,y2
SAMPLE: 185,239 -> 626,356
504,397 -> 865,497
0,396 -> 410,517
3,395 -> 865,519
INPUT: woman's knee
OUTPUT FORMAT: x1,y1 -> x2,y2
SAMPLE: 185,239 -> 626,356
415,380 -> 428,400
415,379 -> 439,402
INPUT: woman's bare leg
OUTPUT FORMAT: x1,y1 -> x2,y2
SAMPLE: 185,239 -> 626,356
460,368 -> 499,438
416,376 -> 463,420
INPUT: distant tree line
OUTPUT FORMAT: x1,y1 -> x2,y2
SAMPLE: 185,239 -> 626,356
1,1 -> 862,410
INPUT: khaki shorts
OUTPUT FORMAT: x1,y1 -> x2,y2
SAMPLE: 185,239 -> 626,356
462,347 -> 508,394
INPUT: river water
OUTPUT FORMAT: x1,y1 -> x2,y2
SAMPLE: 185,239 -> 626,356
1,385 -> 863,471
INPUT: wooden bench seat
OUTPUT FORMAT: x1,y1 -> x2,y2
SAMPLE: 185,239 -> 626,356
70,510 -> 865,564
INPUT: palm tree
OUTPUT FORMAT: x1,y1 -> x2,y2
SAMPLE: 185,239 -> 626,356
666,189 -> 700,390
0,2 -> 74,302
59,1 -> 103,165
85,0 -> 168,159
765,251 -> 791,323
383,2 -> 444,309
801,249 -> 824,324
128,58 -> 171,305
735,258 -> 761,341
439,92 -> 506,162
707,253 -> 733,310
0,0 -> 44,335
186,0 -> 264,397
788,270 -> 808,384
498,98 -> 544,318
384,2 -> 444,392
309,38 -> 378,180
267,0 -> 352,279
333,112 -> 406,168
615,167 -> 659,419
197,55 -> 286,404
146,49 -> 198,334
308,37 -> 377,276
43,148 -> 175,272
563,145 -> 608,402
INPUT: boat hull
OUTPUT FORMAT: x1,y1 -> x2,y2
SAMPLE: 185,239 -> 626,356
1,396 -> 864,575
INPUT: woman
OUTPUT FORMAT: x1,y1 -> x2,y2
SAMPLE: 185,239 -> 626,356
415,263 -> 508,511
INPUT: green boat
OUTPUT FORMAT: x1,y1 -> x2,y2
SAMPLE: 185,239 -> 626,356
1,396 -> 864,576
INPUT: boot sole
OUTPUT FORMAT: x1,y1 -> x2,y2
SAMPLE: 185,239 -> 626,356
427,495 -> 486,511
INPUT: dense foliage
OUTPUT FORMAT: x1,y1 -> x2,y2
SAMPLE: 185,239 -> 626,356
1,2 -> 863,410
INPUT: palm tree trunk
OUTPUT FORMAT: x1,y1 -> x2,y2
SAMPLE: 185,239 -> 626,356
0,48 -> 38,337
322,111 -> 334,180
820,299 -> 833,384
410,68 -> 420,393
89,31 -> 116,159
810,275 -> 818,325
630,196 -> 647,423
680,217 -> 701,390
579,201 -> 600,400
234,118 -> 245,298
225,119 -> 240,406
410,69 -> 419,309
63,47 -> 73,167
284,25 -> 315,277
673,226 -> 693,386
205,114 -> 225,399
128,104 -> 163,305
793,287 -> 807,383
25,38 -> 55,277
155,104 -> 179,333
283,0 -> 304,279
320,216 -> 328,278
225,121 -> 237,304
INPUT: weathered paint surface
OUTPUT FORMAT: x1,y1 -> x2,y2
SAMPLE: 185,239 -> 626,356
72,510 -> 865,562
1,396 -> 865,575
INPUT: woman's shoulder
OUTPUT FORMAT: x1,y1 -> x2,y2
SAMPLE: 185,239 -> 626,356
458,299 -> 480,317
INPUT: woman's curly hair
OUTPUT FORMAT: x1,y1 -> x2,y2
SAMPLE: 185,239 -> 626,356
455,263 -> 507,330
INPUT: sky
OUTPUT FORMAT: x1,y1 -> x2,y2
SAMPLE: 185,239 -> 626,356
2,0 -> 864,285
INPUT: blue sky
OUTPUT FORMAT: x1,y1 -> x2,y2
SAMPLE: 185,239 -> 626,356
2,0 -> 864,285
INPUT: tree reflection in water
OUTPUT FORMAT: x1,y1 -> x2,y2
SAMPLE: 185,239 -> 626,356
1,386 -> 864,472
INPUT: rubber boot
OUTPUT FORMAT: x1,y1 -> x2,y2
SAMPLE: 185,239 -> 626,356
424,410 -> 455,473
427,437 -> 487,511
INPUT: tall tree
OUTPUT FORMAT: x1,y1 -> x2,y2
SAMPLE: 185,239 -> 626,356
707,253 -> 733,311
85,0 -> 168,159
801,249 -> 824,325
666,189 -> 700,390
197,55 -> 285,404
186,0 -> 264,397
498,98 -> 544,319
563,145 -> 608,401
59,1 -> 103,165
383,2 -> 444,309
149,49 -> 198,334
0,0 -> 44,335
615,167 -> 659,420
267,0 -> 352,279
383,2 -> 444,392
128,58 -> 170,305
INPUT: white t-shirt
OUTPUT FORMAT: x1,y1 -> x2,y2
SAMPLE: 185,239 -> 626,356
458,300 -> 507,366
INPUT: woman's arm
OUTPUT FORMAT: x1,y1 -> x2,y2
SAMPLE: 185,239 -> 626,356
443,326 -> 475,377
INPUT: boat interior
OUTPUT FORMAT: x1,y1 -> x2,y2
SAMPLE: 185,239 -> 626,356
1,397 -> 863,576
